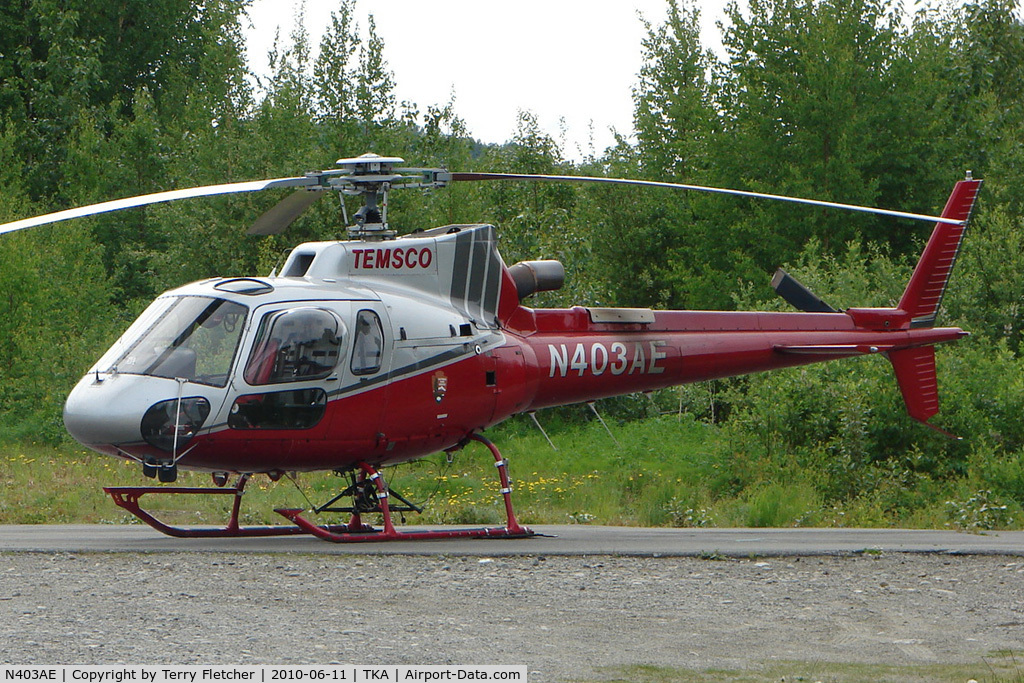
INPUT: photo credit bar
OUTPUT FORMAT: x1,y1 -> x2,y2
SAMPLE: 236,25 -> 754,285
0,667 -> 528,683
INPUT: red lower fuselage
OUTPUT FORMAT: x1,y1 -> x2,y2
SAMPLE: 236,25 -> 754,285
161,305 -> 962,474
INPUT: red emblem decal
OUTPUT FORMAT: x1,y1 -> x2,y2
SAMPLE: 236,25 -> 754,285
432,371 -> 448,402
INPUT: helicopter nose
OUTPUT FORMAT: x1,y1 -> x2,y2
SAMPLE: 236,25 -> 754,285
63,373 -> 151,446
63,373 -> 216,451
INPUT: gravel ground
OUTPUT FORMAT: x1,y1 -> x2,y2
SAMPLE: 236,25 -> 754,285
2,552 -> 1024,681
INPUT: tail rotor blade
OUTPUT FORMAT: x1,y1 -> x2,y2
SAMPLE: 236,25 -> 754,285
248,189 -> 326,235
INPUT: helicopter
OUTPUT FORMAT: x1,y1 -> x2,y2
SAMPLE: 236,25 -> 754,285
0,153 -> 982,542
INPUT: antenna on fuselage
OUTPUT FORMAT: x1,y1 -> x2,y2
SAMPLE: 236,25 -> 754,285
587,401 -> 620,446
527,411 -> 558,451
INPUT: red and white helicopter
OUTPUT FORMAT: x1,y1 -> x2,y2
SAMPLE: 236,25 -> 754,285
0,154 -> 982,541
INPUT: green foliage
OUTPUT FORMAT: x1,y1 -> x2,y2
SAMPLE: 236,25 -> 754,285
2,0 -> 1024,533
718,237 -> 1024,517
6,409 -> 1024,531
738,481 -> 822,527
589,2 -> 725,310
945,489 -> 1015,531
945,205 -> 1024,354
634,0 -> 715,180
0,226 -> 117,442
313,1 -> 360,126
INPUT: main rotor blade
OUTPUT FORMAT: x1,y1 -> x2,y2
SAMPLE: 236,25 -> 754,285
248,189 -> 326,235
449,172 -> 965,226
0,176 -> 322,236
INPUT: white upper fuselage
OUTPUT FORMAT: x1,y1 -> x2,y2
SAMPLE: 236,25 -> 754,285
63,225 -> 511,470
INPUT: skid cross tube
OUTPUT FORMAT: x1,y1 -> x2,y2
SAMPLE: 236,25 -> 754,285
316,470 -> 423,515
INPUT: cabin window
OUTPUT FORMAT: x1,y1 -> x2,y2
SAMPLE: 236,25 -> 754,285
228,388 -> 327,430
281,252 -> 316,277
351,309 -> 384,375
244,308 -> 343,385
109,297 -> 247,388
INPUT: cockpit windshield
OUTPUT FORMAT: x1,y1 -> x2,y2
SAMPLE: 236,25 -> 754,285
107,297 -> 248,387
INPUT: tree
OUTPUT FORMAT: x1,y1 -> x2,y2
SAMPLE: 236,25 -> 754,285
0,119 -> 116,442
590,0 -> 726,309
353,14 -> 397,149
0,1 -> 249,200
633,0 -> 716,180
717,0 -> 909,247
951,0 -> 1024,211
313,0 -> 360,127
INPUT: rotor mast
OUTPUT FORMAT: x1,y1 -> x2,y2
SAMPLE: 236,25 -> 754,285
335,153 -> 451,240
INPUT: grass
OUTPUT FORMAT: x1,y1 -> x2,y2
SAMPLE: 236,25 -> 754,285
0,411 -> 1021,529
578,652 -> 1024,682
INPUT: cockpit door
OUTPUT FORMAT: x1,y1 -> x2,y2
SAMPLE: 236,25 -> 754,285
206,303 -> 348,463
328,302 -> 394,456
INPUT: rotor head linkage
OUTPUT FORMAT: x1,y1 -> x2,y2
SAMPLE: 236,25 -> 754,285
334,153 -> 451,240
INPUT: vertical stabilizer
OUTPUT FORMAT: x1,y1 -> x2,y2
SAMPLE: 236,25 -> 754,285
888,346 -> 940,423
888,345 -> 962,437
898,177 -> 983,328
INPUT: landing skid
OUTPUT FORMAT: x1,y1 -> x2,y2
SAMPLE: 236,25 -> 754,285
103,433 -> 534,542
104,474 -> 356,538
275,508 -> 533,542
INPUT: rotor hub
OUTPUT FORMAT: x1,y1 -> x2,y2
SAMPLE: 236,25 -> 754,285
333,153 -> 451,240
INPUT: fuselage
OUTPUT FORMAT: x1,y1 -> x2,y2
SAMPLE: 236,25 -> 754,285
62,223 -> 966,475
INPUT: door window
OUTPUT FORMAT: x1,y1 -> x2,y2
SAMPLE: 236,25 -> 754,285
244,308 -> 343,385
351,309 -> 384,375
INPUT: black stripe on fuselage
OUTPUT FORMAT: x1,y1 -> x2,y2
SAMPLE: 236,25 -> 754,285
450,230 -> 472,318
326,342 -> 483,398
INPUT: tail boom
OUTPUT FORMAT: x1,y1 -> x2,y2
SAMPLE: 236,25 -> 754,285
506,178 -> 981,430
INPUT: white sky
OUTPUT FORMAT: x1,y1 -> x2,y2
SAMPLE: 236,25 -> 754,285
243,1 -> 732,161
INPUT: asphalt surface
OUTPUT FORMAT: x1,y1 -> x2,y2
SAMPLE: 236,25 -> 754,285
6,525 -> 1024,678
2,523 -> 1023,556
